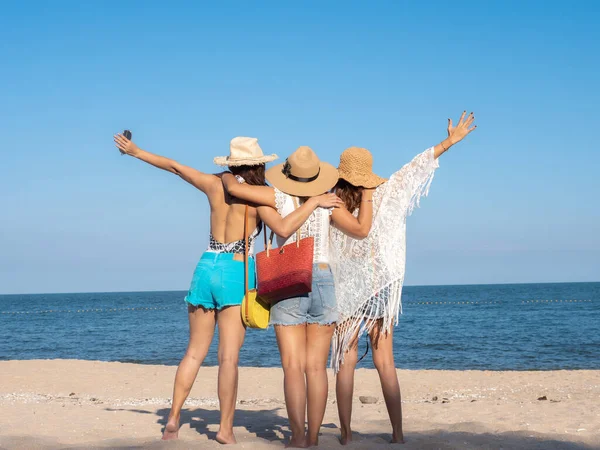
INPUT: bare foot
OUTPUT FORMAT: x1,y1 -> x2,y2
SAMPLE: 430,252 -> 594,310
216,430 -> 237,445
391,430 -> 405,444
161,419 -> 179,440
340,428 -> 352,445
286,435 -> 307,448
306,437 -> 319,448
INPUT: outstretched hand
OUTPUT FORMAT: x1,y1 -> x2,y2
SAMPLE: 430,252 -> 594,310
447,111 -> 477,145
113,133 -> 140,157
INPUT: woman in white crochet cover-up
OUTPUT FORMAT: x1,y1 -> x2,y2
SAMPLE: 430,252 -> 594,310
330,111 -> 477,445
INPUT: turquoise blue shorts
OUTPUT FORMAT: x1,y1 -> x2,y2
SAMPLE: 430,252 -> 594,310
185,252 -> 256,310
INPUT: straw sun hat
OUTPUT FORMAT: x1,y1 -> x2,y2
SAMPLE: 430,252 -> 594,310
266,146 -> 339,197
214,137 -> 278,166
337,146 -> 387,188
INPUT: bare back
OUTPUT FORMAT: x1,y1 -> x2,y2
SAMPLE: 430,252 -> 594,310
206,176 -> 260,250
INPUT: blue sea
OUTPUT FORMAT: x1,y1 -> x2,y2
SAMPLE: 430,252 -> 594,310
1,282 -> 599,370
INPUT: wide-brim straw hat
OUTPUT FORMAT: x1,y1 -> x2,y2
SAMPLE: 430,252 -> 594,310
266,146 -> 339,197
214,137 -> 278,166
337,146 -> 387,188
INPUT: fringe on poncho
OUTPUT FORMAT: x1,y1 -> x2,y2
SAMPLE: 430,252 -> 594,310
329,147 -> 439,372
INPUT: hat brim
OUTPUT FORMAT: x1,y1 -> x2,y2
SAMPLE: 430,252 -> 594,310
339,171 -> 387,189
266,162 -> 339,197
214,154 -> 278,167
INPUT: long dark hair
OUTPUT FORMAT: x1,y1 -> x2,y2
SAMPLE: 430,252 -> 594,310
334,179 -> 362,213
229,164 -> 266,186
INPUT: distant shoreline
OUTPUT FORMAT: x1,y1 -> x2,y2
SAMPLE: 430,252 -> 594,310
2,358 -> 600,372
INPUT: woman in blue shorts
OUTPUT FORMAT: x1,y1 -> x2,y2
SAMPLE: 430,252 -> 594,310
113,135 -> 341,444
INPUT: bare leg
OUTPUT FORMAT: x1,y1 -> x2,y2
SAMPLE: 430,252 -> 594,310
335,332 -> 359,445
215,305 -> 246,445
163,305 -> 216,440
275,324 -> 308,448
370,323 -> 404,444
305,323 -> 335,447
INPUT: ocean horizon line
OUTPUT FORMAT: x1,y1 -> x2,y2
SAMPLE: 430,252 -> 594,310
1,280 -> 599,297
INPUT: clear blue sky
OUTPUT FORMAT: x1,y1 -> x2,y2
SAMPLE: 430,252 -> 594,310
1,1 -> 599,294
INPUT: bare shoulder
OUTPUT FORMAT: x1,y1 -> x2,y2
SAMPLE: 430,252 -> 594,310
205,175 -> 226,204
205,172 -> 226,189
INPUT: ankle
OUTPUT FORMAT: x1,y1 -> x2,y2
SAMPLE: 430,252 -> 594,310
392,423 -> 403,434
218,425 -> 234,435
392,428 -> 404,442
288,433 -> 307,448
290,429 -> 305,440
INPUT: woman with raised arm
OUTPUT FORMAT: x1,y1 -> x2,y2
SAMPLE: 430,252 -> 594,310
221,146 -> 372,448
113,136 -> 340,444
330,111 -> 477,445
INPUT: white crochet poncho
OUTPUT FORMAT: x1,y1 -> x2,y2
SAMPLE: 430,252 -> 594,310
329,147 -> 439,372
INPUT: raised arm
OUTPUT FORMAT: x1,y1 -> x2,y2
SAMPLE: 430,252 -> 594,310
330,188 -> 374,239
258,194 -> 343,240
113,133 -> 219,194
433,111 -> 477,159
383,111 -> 477,216
221,172 -> 276,208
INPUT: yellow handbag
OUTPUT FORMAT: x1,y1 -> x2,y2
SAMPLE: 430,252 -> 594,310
241,206 -> 271,329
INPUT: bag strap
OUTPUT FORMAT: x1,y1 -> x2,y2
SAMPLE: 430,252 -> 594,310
244,206 -> 250,321
292,196 -> 301,248
263,195 -> 302,256
263,226 -> 276,257
263,224 -> 275,257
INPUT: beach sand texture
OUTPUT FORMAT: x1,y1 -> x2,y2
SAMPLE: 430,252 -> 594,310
0,360 -> 598,449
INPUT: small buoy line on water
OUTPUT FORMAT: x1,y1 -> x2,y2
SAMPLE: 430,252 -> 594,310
520,299 -> 593,304
406,300 -> 503,305
0,305 -> 185,315
402,299 -> 593,306
0,300 -> 593,316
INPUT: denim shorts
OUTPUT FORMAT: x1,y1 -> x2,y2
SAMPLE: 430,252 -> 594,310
185,251 -> 256,310
270,263 -> 338,326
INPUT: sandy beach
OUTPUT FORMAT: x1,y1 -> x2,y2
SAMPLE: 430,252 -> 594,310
0,360 -> 598,449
